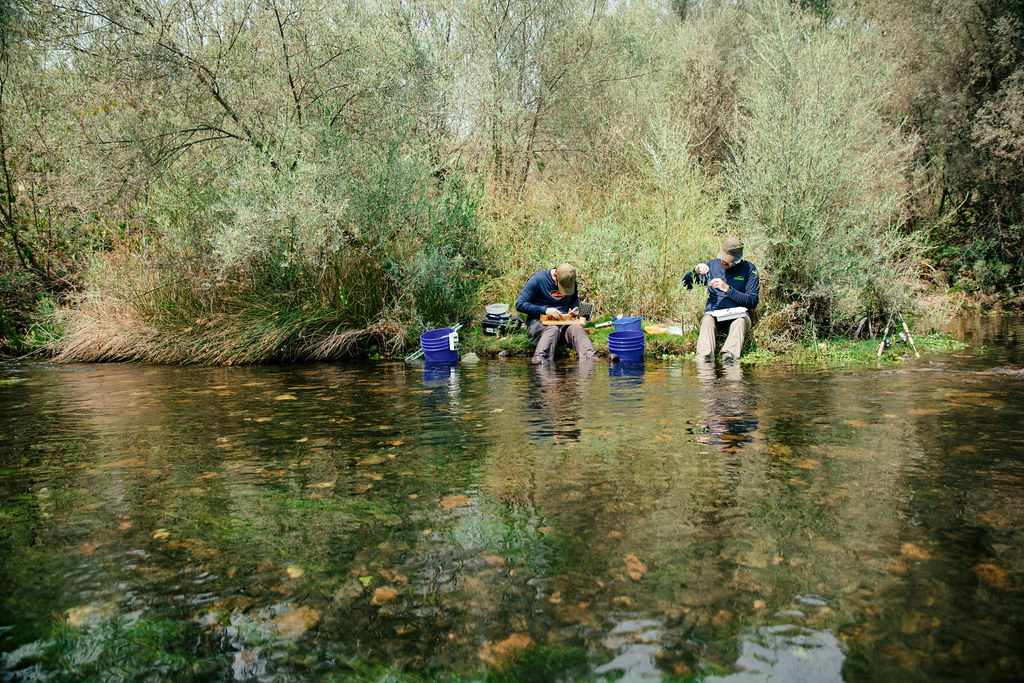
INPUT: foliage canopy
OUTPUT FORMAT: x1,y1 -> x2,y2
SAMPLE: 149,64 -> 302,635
1,0 -> 1021,359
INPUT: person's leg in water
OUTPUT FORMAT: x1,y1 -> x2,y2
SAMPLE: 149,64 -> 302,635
563,324 -> 597,361
695,313 -> 718,362
528,319 -> 560,364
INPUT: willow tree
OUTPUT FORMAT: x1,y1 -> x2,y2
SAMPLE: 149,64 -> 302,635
867,0 -> 1024,298
727,0 -> 920,339
37,0 -> 490,362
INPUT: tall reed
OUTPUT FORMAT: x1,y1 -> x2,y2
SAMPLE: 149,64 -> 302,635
481,128 -> 728,324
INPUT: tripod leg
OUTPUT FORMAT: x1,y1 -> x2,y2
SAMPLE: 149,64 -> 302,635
898,311 -> 920,358
877,313 -> 893,358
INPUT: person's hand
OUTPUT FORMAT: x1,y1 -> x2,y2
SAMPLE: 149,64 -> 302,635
695,263 -> 710,275
545,307 -> 563,319
709,277 -> 730,293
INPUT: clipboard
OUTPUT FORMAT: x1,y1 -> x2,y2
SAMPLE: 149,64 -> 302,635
541,314 -> 587,326
709,307 -> 747,322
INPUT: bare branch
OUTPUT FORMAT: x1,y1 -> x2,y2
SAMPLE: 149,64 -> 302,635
271,0 -> 302,124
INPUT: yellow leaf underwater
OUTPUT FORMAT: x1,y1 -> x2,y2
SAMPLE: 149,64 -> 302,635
908,408 -> 941,416
766,444 -> 793,457
286,565 -> 304,579
624,553 -> 647,581
66,602 -> 117,627
972,563 -> 1021,590
371,586 -> 398,605
901,543 -> 931,561
440,495 -> 472,510
273,606 -> 320,639
152,529 -> 170,540
274,394 -> 297,401
478,633 -> 535,665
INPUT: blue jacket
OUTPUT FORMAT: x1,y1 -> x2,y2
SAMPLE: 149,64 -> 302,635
683,259 -> 759,312
516,269 -> 580,322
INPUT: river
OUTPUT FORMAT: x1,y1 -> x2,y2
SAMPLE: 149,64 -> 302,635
1,316 -> 1022,680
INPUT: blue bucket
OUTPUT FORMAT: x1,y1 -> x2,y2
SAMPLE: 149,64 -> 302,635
613,316 -> 643,332
608,330 -> 645,362
419,328 -> 459,363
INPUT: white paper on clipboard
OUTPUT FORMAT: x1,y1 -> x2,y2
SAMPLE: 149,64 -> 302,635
709,307 -> 748,322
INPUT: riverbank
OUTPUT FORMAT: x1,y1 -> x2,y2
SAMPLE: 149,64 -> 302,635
451,317 -> 967,366
1,307 -> 971,367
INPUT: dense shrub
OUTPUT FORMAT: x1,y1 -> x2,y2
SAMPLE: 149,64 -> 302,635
53,138 -> 487,363
482,127 -> 726,323
4,0 -> 1023,362
727,0 -> 921,341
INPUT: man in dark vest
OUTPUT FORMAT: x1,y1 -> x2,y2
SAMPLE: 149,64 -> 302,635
683,236 -> 760,363
516,263 -> 597,364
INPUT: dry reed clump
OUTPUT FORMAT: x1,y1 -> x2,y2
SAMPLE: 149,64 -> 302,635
50,255 -> 166,362
750,302 -> 803,352
912,274 -> 973,333
303,317 -> 407,361
54,295 -> 409,365
50,250 -> 413,364
51,291 -> 164,363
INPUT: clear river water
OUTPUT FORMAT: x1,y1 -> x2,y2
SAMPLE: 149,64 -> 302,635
1,316 -> 1022,681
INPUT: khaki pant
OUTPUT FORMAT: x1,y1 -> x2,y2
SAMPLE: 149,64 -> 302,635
527,318 -> 598,362
695,312 -> 751,360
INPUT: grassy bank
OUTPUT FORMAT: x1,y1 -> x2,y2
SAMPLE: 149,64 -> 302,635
454,314 -> 966,366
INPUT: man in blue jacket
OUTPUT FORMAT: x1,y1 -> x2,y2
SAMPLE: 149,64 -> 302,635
516,263 -> 597,364
683,236 -> 759,363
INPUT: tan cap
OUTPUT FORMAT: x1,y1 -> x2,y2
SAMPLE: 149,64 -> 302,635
717,236 -> 744,264
555,263 -> 576,296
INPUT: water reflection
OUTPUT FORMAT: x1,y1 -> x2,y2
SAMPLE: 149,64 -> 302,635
608,361 -> 646,409
694,359 -> 758,451
709,624 -> 846,682
523,360 -> 595,444
2,318 -> 1024,680
420,361 -> 463,417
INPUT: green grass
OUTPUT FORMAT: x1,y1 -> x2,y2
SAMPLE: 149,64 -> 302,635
458,321 -> 964,366
741,333 -> 966,366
